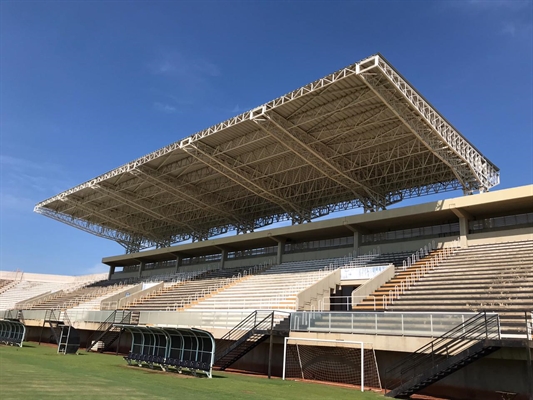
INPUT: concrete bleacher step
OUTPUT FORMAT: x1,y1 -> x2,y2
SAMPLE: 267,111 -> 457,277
187,256 -> 353,312
375,283 -> 533,293
126,266 -> 263,311
410,269 -> 533,279
353,248 -> 448,309
352,240 -> 533,335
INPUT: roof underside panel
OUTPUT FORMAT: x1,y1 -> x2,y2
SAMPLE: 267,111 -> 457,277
35,54 -> 499,252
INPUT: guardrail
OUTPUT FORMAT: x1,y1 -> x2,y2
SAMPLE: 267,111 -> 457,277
384,239 -> 460,309
5,308 -> 531,340
290,311 -> 492,338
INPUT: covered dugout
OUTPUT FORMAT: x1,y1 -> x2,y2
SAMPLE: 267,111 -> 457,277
0,319 -> 26,347
121,325 -> 215,378
35,54 -> 499,254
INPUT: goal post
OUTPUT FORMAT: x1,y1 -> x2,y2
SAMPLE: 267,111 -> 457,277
282,337 -> 381,392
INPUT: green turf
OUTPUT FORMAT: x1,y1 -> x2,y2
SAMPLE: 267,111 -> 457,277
0,343 -> 385,399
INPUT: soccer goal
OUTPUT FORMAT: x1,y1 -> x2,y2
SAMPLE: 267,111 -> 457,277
282,337 -> 381,392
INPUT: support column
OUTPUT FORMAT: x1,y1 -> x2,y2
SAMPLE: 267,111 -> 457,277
451,207 -> 472,249
458,216 -> 469,248
267,234 -> 285,265
220,249 -> 227,269
277,241 -> 284,265
353,231 -> 360,255
107,265 -> 115,281
174,255 -> 183,274
138,261 -> 145,278
344,223 -> 360,256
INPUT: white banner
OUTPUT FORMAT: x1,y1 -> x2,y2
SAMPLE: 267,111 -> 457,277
340,265 -> 389,280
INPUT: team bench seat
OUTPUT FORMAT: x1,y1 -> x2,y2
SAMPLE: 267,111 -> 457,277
124,352 -> 211,373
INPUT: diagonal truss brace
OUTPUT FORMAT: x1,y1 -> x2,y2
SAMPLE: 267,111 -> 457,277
182,141 -> 304,221
255,111 -> 390,210
357,55 -> 499,193
359,73 -> 474,192
62,197 -> 155,239
35,206 -> 153,250
94,184 -> 197,234
131,166 -> 247,229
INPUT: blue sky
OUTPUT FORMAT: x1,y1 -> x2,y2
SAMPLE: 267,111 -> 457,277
1,0 -> 532,276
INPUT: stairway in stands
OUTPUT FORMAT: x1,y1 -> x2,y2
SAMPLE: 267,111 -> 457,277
385,312 -> 501,398
355,248 -> 447,310
214,310 -> 290,371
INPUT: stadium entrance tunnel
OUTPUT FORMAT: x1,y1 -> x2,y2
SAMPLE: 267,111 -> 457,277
119,325 -> 215,378
0,319 -> 26,347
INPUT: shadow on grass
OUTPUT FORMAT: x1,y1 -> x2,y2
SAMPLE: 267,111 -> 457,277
22,343 -> 36,348
119,363 -> 226,379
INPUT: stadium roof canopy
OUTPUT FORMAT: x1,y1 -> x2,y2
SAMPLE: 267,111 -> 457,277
35,54 -> 500,253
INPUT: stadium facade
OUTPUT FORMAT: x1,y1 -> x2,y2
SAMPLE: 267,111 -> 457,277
1,54 -> 531,399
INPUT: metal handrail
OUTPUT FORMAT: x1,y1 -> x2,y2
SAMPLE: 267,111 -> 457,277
215,311 -> 276,362
385,312 -> 500,393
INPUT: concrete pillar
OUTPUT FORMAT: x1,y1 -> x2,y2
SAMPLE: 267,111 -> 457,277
220,249 -> 227,269
107,265 -> 115,281
343,222 -> 360,255
138,261 -> 145,278
174,255 -> 183,273
451,207 -> 471,249
277,241 -> 284,265
353,231 -> 360,255
267,234 -> 285,265
459,216 -> 469,248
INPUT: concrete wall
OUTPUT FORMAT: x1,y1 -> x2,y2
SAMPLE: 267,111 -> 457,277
282,247 -> 352,263
118,282 -> 165,308
108,230 -> 533,282
224,255 -> 276,270
296,269 -> 341,311
99,283 -> 144,309
110,262 -> 221,280
377,347 -> 532,400
468,227 -> 533,246
22,319 -> 533,400
358,236 -> 457,255
109,270 -> 138,280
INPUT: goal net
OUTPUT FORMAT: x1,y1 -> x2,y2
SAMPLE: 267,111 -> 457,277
282,338 -> 381,391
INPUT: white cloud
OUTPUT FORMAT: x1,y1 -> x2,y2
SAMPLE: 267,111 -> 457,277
231,104 -> 250,114
501,20 -> 533,36
0,154 -> 45,171
0,154 -> 73,214
450,0 -> 533,39
83,263 -> 109,275
147,50 -> 220,108
466,0 -> 530,10
0,193 -> 36,213
502,21 -> 517,35
153,102 -> 177,114
148,51 -> 220,80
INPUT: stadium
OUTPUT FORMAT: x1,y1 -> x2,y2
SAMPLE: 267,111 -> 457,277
1,54 -> 532,399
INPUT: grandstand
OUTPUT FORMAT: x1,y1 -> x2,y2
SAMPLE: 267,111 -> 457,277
2,54 -> 532,399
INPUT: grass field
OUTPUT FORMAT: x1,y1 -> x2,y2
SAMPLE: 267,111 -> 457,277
0,343 -> 385,399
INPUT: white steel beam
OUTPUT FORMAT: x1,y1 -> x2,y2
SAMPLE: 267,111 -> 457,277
182,141 -> 303,220
255,111 -> 388,210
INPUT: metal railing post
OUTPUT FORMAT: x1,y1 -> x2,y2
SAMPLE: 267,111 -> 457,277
484,312 -> 488,339
268,312 -> 274,379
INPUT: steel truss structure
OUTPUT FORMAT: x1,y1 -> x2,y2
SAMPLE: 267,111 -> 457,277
35,54 -> 499,253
